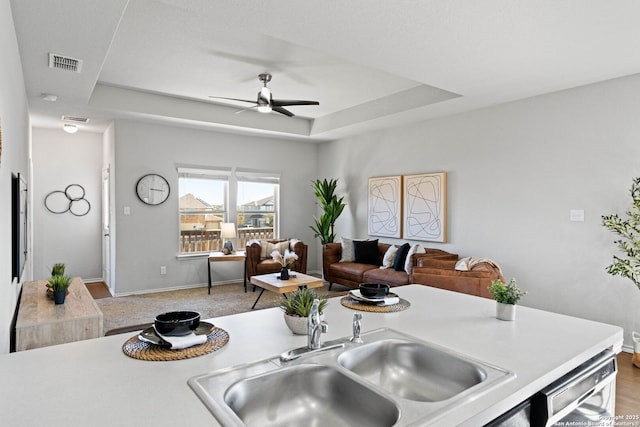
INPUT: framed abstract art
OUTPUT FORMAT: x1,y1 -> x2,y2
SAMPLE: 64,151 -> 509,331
403,172 -> 447,242
368,175 -> 402,238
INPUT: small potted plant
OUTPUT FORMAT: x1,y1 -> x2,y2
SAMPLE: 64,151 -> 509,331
48,275 -> 72,305
488,278 -> 526,321
271,249 -> 298,280
280,288 -> 328,334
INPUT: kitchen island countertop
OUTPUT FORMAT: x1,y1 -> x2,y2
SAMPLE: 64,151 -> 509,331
0,285 -> 623,426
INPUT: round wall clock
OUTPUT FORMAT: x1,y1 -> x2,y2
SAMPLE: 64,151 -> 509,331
136,174 -> 170,205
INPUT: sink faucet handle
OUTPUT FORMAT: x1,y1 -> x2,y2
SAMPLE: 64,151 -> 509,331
321,321 -> 328,334
350,313 -> 364,343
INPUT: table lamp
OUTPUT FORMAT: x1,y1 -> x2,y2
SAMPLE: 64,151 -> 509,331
220,222 -> 236,254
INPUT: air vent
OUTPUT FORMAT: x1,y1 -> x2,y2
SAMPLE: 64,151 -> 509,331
61,115 -> 89,123
48,53 -> 83,73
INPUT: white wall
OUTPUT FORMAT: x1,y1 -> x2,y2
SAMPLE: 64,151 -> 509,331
31,128 -> 103,281
112,120 -> 319,295
0,0 -> 31,353
318,74 -> 640,350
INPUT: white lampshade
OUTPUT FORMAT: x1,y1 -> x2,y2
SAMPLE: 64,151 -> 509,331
220,223 -> 237,239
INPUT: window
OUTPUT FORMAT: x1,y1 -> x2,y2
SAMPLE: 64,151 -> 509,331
178,168 -> 229,254
177,167 -> 279,254
236,170 -> 280,245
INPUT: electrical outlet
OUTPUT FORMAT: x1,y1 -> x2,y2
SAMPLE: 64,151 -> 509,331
160,266 -> 167,275
124,206 -> 131,215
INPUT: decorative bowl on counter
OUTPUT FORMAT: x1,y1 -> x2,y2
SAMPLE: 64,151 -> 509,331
154,311 -> 201,336
359,283 -> 390,299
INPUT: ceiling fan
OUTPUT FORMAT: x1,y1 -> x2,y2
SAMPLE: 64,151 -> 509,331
209,73 -> 319,117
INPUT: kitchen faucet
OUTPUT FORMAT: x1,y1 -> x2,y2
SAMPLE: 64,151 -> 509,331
308,299 -> 328,349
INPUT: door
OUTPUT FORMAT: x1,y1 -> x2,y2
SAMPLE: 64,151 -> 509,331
102,166 -> 113,294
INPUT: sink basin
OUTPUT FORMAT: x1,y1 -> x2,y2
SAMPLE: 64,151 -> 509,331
224,364 -> 399,427
189,328 -> 514,426
337,339 -> 487,401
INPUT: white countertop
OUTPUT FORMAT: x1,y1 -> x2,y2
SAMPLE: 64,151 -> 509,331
0,285 -> 623,426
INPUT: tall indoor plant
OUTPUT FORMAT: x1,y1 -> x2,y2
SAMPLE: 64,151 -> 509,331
310,178 -> 346,244
602,177 -> 640,368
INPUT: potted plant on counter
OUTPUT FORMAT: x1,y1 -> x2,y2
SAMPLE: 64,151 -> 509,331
48,275 -> 72,305
488,278 -> 526,321
280,288 -> 328,334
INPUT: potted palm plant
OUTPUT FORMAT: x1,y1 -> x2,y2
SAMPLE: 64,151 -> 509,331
310,178 -> 346,245
48,275 -> 72,305
488,278 -> 526,321
280,288 -> 328,334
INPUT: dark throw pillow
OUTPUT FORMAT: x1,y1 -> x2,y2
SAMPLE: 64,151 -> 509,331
393,243 -> 411,271
354,239 -> 380,265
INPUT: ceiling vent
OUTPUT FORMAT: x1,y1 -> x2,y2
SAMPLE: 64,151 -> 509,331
61,115 -> 89,123
49,53 -> 83,73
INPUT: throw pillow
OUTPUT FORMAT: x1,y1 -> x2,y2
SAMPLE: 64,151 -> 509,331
354,239 -> 379,265
393,243 -> 411,271
289,238 -> 301,251
340,237 -> 356,262
404,243 -> 426,274
259,240 -> 274,259
274,241 -> 289,255
380,245 -> 398,269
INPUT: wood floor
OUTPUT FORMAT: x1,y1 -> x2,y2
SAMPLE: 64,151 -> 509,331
84,281 -> 111,299
616,352 -> 640,415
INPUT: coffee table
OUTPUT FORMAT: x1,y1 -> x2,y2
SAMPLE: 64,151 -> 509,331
249,272 -> 324,309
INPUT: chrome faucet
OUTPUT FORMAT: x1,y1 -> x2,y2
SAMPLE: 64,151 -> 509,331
308,299 -> 328,350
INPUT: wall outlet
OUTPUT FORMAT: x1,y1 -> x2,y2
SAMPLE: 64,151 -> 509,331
160,266 -> 167,275
124,206 -> 131,215
570,209 -> 585,222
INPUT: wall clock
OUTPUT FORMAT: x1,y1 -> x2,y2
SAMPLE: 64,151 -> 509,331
136,174 -> 170,205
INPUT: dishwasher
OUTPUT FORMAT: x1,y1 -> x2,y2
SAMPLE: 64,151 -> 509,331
531,349 -> 617,426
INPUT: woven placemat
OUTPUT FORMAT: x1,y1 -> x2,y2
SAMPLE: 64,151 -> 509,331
340,296 -> 410,313
122,327 -> 229,361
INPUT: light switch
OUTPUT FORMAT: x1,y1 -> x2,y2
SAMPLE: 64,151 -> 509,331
570,209 -> 584,222
124,206 -> 131,215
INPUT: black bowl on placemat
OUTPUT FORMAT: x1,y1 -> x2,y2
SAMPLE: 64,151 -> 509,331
359,283 -> 390,299
154,311 -> 200,336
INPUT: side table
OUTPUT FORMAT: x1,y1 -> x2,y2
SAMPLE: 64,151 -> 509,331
207,251 -> 247,294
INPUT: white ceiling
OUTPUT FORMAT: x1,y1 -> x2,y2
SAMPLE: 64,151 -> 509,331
10,0 -> 640,141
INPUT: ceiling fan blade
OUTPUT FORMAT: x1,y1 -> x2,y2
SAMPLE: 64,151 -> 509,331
234,105 -> 258,114
271,99 -> 319,107
209,96 -> 257,105
272,106 -> 294,117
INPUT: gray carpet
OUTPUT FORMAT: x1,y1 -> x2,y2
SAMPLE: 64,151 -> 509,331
96,281 -> 348,334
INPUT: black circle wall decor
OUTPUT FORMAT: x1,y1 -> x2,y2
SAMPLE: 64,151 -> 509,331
44,184 -> 91,216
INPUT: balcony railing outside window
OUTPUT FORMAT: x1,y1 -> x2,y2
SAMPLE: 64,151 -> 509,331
179,227 -> 275,253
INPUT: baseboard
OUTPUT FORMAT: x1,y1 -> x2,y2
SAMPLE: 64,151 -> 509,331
113,280 -> 240,297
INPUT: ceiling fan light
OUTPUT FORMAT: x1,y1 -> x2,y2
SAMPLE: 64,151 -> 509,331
257,105 -> 272,113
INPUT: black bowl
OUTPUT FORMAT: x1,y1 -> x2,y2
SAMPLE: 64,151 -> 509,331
154,311 -> 200,336
359,283 -> 390,299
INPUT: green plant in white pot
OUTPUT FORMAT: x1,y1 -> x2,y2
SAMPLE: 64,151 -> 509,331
280,288 -> 328,334
488,278 -> 526,321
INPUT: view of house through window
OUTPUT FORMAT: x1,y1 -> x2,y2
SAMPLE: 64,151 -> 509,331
178,167 -> 279,254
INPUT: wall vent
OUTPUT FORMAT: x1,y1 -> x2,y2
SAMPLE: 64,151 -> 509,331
61,115 -> 90,123
48,53 -> 83,73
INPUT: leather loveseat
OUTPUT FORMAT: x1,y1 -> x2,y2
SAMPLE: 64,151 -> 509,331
411,257 -> 505,299
322,241 -> 457,289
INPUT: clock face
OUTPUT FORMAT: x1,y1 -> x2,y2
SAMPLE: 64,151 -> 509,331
136,174 -> 170,205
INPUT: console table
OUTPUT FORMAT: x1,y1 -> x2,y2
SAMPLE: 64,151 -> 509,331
207,251 -> 247,294
15,277 -> 104,351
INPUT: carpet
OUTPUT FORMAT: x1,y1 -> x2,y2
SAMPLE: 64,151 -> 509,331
96,281 -> 348,335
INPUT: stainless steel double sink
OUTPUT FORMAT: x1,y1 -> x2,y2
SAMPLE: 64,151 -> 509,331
188,328 -> 514,426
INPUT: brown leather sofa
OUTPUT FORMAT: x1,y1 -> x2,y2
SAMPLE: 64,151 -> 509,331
322,242 -> 457,289
245,239 -> 308,283
411,258 -> 505,299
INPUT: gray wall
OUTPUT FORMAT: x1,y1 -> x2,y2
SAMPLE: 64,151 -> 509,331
32,128 -> 103,281
112,120 -> 319,295
0,0 -> 31,354
318,73 -> 640,350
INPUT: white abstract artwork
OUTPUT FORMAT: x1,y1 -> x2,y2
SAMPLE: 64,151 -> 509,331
368,176 -> 402,238
403,172 -> 447,242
